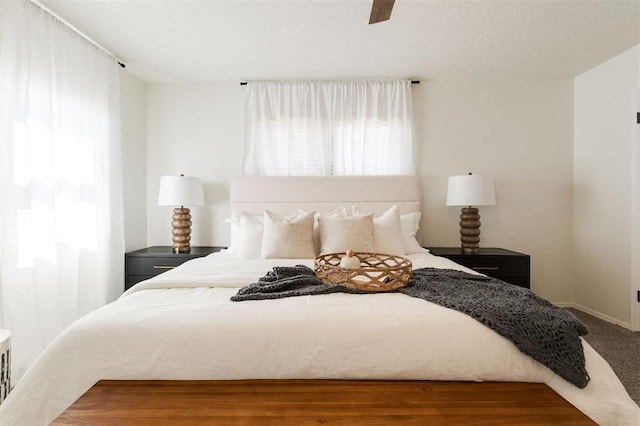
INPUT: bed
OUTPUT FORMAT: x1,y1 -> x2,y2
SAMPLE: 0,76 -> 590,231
0,175 -> 638,425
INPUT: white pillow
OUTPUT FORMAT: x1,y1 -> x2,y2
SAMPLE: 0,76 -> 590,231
261,210 -> 316,259
372,205 -> 405,256
236,213 -> 264,258
400,212 -> 428,254
318,213 -> 374,255
224,211 -> 264,257
223,211 -> 242,256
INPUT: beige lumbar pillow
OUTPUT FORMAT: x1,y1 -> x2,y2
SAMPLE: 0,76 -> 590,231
318,213 -> 374,255
261,210 -> 316,259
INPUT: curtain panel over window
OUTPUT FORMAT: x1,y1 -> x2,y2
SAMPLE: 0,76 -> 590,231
0,0 -> 124,382
243,80 -> 415,176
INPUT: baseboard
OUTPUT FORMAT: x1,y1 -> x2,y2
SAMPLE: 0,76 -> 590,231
553,302 -> 633,330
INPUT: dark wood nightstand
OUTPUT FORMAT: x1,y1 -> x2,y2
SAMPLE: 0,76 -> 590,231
124,246 -> 225,291
426,247 -> 531,289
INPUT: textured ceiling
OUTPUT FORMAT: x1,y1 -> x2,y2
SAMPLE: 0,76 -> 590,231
39,0 -> 640,83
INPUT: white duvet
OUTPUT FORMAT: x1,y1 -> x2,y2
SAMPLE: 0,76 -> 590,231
0,252 -> 638,425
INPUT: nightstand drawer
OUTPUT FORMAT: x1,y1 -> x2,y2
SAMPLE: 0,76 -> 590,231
457,257 -> 526,278
126,257 -> 186,276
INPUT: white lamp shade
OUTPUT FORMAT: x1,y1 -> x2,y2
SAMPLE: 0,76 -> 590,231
446,174 -> 496,206
158,175 -> 205,206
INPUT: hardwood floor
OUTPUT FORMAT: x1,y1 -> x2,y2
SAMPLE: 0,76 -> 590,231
52,379 -> 595,425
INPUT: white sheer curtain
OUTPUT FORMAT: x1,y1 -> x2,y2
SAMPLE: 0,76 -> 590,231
0,0 -> 124,382
244,80 -> 415,175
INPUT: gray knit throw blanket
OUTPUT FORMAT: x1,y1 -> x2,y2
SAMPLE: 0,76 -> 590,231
231,265 -> 590,388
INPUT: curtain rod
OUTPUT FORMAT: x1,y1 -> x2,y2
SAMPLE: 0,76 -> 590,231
29,0 -> 126,68
240,80 -> 420,86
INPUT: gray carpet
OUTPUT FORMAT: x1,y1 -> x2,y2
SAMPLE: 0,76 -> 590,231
568,308 -> 640,405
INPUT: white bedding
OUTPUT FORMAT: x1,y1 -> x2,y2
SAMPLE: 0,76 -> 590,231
0,252 -> 638,425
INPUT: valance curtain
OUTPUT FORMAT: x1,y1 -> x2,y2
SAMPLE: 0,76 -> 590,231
244,80 -> 415,175
0,0 -> 124,382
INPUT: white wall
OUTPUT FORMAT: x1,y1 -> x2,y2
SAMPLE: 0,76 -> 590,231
146,83 -> 245,248
414,80 -> 574,303
573,45 -> 640,328
120,69 -> 148,252
145,79 -> 575,303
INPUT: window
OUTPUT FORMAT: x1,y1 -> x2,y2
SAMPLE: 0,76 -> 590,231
0,0 -> 123,382
244,81 -> 415,176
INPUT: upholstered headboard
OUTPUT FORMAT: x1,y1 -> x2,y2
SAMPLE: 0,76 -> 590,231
230,175 -> 421,216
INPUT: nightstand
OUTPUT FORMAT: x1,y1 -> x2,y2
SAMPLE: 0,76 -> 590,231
427,247 -> 530,289
124,246 -> 225,291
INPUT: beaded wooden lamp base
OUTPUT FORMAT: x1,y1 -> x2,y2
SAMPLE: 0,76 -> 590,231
459,207 -> 481,254
171,207 -> 192,253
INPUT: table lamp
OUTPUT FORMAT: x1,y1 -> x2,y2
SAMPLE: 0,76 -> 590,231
158,175 -> 204,253
446,173 -> 496,254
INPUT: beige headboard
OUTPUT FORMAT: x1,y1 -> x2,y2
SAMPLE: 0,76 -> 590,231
230,175 -> 421,216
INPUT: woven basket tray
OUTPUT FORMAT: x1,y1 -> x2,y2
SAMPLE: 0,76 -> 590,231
314,252 -> 412,292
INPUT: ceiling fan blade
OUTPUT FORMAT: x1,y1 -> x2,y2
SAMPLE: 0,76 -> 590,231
369,0 -> 395,24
